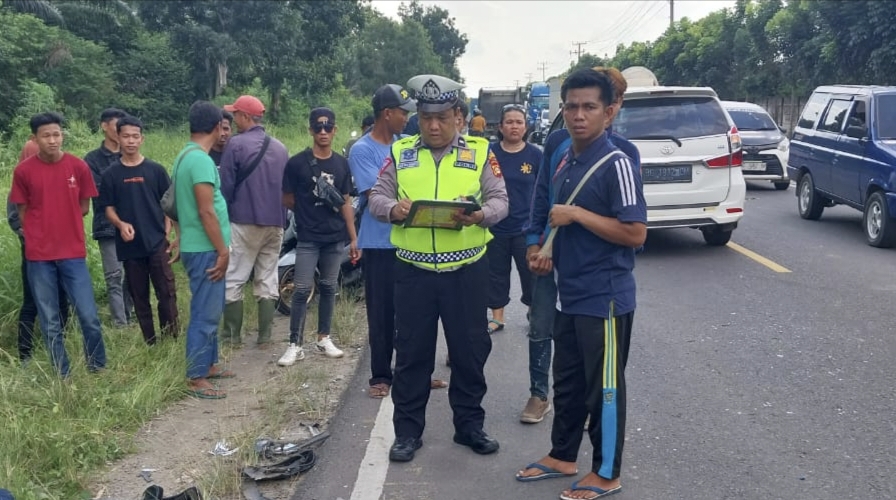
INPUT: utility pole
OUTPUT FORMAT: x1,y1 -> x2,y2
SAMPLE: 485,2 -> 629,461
537,61 -> 548,81
525,72 -> 534,83
571,41 -> 588,61
669,0 -> 674,28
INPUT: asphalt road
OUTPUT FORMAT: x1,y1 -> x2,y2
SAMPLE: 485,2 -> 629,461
292,181 -> 896,500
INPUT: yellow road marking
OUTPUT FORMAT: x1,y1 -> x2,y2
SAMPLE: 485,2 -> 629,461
726,242 -> 792,273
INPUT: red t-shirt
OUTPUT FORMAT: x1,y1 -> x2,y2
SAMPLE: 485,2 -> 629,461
10,152 -> 98,261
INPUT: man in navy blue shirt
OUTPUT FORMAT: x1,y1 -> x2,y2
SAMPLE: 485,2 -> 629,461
521,66 -> 641,428
517,69 -> 646,500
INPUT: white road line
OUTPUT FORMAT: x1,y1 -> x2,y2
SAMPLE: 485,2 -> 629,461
350,396 -> 394,500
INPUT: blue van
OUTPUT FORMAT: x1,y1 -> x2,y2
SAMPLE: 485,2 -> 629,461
788,85 -> 896,247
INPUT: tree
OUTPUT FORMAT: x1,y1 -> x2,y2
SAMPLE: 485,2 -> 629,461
564,53 -> 608,78
398,0 -> 468,81
343,9 -> 445,95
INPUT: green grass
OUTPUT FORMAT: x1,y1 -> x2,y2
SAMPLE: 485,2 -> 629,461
0,121 -> 368,500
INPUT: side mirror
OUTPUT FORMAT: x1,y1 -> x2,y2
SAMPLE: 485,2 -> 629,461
351,130 -> 358,138
845,125 -> 867,139
778,125 -> 788,135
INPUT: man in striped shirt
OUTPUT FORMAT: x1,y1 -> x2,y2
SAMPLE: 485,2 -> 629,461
518,68 -> 646,500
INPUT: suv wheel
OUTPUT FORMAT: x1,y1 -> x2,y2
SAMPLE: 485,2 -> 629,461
773,181 -> 790,191
797,173 -> 825,220
863,191 -> 896,248
701,227 -> 733,246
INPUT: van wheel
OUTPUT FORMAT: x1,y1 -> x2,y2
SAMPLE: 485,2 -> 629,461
701,227 -> 733,246
797,173 -> 824,220
773,181 -> 790,191
276,266 -> 317,315
863,192 -> 896,248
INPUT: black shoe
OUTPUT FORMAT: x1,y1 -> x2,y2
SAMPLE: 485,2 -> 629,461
389,436 -> 423,462
453,429 -> 499,455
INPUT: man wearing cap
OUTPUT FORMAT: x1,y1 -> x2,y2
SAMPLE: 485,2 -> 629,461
218,95 -> 289,347
279,107 -> 360,365
369,74 -> 509,462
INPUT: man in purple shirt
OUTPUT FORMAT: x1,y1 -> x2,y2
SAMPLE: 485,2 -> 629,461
219,95 -> 290,346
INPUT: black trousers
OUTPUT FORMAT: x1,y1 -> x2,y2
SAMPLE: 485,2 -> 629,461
363,249 -> 396,386
486,234 -> 533,309
123,244 -> 179,344
549,310 -> 634,480
392,257 -> 492,439
17,236 -> 69,361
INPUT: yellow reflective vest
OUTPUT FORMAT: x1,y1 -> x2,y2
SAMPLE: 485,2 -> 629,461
390,135 -> 492,271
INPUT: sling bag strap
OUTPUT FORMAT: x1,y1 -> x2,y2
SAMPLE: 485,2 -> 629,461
539,151 -> 621,256
233,135 -> 271,195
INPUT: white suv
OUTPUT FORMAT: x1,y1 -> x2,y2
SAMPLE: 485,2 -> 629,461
551,86 -> 745,245
721,101 -> 790,190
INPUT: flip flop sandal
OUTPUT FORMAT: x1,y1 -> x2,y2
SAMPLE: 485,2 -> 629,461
188,387 -> 226,399
559,480 -> 621,500
368,383 -> 390,398
142,485 -> 202,500
487,319 -> 505,334
430,379 -> 448,389
515,462 -> 577,482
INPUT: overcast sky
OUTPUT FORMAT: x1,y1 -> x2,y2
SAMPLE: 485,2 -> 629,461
372,0 -> 736,91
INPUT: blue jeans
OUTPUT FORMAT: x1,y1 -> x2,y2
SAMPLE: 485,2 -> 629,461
528,273 -> 557,400
289,241 -> 342,345
181,251 -> 224,379
27,258 -> 106,377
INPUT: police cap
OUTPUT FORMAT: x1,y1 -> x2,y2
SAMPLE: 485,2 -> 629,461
406,74 -> 463,113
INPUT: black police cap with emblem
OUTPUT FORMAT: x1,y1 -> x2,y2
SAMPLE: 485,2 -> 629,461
407,74 -> 463,113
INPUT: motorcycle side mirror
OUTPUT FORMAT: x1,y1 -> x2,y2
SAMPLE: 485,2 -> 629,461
351,130 -> 358,138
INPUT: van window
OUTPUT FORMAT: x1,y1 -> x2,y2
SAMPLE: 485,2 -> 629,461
615,96 -> 730,139
798,93 -> 830,130
875,94 -> 896,139
817,99 -> 852,134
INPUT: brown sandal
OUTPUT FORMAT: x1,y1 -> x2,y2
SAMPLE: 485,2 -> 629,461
430,379 -> 448,389
368,383 -> 390,398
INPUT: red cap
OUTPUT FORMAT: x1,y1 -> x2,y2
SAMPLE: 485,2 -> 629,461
223,95 -> 265,116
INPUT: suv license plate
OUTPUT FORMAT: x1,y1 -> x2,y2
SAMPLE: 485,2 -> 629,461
642,165 -> 692,184
743,161 -> 766,171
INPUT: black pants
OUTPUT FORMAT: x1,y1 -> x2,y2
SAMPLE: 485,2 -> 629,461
17,236 -> 69,361
363,248 -> 396,386
486,234 -> 533,309
549,310 -> 634,480
392,257 -> 492,439
123,244 -> 179,344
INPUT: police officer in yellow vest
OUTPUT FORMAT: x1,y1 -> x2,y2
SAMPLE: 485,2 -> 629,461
369,74 -> 509,462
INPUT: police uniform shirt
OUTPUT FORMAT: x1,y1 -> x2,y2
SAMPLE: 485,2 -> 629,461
367,133 -> 508,228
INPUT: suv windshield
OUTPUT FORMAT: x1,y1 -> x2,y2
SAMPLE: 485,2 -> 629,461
876,94 -> 896,139
615,96 -> 730,139
726,109 -> 777,131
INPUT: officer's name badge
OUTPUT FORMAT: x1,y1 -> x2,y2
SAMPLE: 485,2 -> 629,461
454,147 -> 476,170
397,148 -> 419,169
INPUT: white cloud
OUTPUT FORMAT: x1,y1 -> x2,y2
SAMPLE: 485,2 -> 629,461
372,0 -> 735,91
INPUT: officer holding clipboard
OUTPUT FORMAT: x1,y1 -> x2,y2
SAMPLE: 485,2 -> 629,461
369,74 -> 509,462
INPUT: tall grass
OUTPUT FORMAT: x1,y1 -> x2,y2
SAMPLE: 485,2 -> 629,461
0,112 -> 369,499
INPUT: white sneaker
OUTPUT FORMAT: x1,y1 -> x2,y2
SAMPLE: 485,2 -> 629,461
315,337 -> 344,358
277,343 -> 305,366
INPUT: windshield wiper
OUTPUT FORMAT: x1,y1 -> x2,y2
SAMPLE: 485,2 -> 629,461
627,135 -> 683,147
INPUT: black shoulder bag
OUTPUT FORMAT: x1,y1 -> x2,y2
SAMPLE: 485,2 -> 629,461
233,135 -> 271,198
309,154 -> 346,213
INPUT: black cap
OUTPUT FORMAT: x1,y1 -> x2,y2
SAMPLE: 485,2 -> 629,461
372,84 -> 416,114
309,107 -> 336,126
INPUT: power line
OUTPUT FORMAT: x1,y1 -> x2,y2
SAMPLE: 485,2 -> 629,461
537,61 -> 549,81
571,40 -> 589,61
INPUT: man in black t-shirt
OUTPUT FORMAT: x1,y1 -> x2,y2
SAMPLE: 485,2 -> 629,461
208,110 -> 233,167
98,116 -> 179,345
278,107 -> 360,365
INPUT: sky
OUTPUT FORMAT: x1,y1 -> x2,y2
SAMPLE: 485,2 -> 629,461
372,0 -> 736,91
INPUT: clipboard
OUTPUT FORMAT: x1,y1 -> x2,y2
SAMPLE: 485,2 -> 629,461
403,199 -> 481,230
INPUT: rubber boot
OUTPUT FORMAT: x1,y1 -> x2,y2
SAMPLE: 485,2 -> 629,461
256,298 -> 276,346
222,300 -> 244,346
